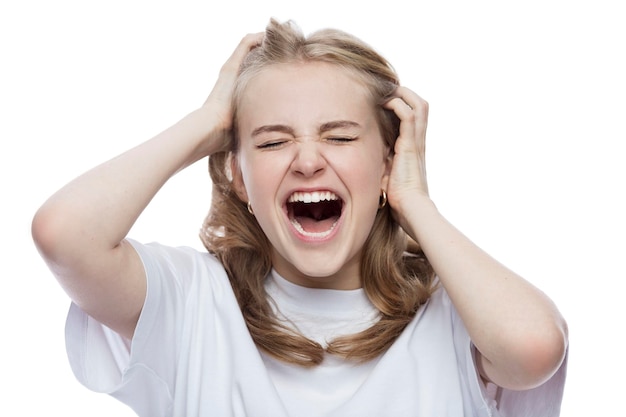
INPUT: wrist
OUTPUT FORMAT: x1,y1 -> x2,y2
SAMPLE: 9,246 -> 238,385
183,106 -> 233,161
395,194 -> 439,241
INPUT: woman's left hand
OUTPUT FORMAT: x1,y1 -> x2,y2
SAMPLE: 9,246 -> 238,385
383,86 -> 432,232
384,87 -> 568,391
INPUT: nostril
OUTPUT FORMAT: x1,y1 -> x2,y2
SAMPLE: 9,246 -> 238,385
291,142 -> 327,172
292,153 -> 326,177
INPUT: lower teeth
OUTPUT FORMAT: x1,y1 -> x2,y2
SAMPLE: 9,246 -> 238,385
291,218 -> 337,238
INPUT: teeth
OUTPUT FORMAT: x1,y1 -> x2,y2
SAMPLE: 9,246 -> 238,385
288,191 -> 338,204
291,218 -> 338,238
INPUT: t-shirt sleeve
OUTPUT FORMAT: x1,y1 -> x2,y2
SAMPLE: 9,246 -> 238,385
64,239 -> 209,416
449,291 -> 568,417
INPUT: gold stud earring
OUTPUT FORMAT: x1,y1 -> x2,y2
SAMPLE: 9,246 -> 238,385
247,201 -> 254,215
379,190 -> 387,209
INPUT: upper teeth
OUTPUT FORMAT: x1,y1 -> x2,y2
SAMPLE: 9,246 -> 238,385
288,191 -> 338,204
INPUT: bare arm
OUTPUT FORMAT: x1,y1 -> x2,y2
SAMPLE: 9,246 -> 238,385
31,33 -> 263,340
384,87 -> 568,390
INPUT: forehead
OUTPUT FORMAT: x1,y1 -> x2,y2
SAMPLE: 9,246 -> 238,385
237,62 -> 376,134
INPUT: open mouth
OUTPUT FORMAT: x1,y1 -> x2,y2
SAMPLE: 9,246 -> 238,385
287,191 -> 343,238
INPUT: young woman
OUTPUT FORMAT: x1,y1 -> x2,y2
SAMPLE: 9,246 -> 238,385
32,19 -> 568,416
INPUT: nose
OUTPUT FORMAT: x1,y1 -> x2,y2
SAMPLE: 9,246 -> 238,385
291,141 -> 326,177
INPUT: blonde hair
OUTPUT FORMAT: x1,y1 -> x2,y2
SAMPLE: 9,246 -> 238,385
201,18 -> 435,366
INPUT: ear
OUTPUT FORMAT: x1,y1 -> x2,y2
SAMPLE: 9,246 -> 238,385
380,151 -> 393,191
230,154 -> 249,203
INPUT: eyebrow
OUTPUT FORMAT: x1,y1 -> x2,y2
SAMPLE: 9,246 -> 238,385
251,120 -> 361,138
251,124 -> 295,138
319,120 -> 361,133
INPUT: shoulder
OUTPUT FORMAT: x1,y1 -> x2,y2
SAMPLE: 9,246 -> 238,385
127,239 -> 230,292
128,239 -> 222,268
419,282 -> 454,317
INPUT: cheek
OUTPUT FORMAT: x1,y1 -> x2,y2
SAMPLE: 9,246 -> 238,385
333,148 -> 387,184
239,153 -> 286,203
236,152 -> 261,202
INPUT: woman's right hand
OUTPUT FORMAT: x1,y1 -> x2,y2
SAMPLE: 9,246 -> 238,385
200,32 -> 264,154
31,32 -> 263,340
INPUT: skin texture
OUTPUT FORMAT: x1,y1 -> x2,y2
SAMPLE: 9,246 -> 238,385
31,33 -> 265,340
32,31 -> 567,394
233,62 -> 390,290
384,88 -> 567,390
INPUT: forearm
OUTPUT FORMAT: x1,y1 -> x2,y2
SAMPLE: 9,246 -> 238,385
402,196 -> 568,389
31,33 -> 263,338
34,105 -> 223,259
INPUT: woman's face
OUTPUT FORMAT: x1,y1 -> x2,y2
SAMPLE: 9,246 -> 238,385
235,62 -> 390,290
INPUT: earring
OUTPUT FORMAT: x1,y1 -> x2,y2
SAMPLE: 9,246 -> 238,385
378,189 -> 387,209
247,201 -> 254,215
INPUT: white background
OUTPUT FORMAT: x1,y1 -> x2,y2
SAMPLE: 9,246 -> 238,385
2,0 -> 624,415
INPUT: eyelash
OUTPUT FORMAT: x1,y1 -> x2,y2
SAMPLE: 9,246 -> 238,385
257,140 -> 288,149
326,136 -> 356,143
256,136 -> 356,149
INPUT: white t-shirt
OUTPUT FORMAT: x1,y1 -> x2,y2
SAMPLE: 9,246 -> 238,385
65,241 -> 567,416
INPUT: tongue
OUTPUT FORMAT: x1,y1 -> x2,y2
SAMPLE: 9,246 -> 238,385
294,215 -> 339,233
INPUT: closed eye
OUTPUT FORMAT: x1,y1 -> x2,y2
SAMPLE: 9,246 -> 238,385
326,136 -> 357,143
256,140 -> 289,149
